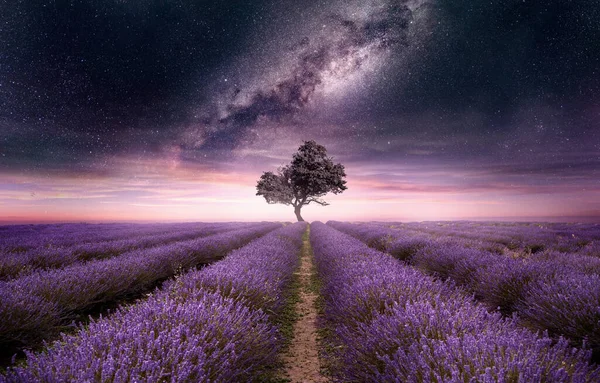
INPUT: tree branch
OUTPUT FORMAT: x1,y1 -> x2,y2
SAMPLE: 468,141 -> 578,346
306,198 -> 329,206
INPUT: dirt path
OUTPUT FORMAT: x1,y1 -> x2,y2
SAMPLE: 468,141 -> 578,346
280,225 -> 327,383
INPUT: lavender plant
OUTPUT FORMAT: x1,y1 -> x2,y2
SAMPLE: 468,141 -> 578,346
516,272 -> 600,349
330,221 -> 600,350
0,222 -> 256,280
0,222 -> 213,253
3,292 -> 277,383
1,222 -> 307,382
311,222 -> 599,382
0,222 -> 280,351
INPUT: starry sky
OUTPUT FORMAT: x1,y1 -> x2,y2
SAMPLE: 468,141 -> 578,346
1,0 -> 599,223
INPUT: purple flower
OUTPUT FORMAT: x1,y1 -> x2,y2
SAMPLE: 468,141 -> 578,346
2,222 -> 307,382
311,222 -> 599,382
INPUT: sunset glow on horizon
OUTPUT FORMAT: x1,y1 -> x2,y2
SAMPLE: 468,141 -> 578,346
2,150 -> 598,224
1,1 -> 599,224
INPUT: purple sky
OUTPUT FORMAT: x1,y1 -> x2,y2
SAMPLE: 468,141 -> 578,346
1,0 -> 599,223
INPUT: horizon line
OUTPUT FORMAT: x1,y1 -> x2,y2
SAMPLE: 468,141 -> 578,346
1,215 -> 599,226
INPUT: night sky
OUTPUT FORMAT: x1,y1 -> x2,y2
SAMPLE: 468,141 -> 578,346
1,0 -> 599,222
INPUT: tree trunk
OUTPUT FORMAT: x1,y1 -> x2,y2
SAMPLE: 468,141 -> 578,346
294,206 -> 304,222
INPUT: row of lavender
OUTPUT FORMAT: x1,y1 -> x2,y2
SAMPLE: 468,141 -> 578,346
2,222 -> 306,382
373,221 -> 600,256
328,221 -> 600,354
0,223 -> 280,354
372,222 -> 600,277
0,222 -> 256,280
331,222 -> 600,276
0,222 -> 216,253
311,222 -> 599,382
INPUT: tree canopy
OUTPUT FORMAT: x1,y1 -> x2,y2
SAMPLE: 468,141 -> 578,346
256,141 -> 347,221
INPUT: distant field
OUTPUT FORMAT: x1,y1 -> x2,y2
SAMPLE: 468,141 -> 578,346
1,221 -> 599,382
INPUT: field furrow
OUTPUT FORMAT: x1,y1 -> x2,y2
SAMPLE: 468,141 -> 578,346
0,222 -> 259,280
1,222 -> 306,382
0,222 -> 216,253
0,222 -> 280,359
329,220 -> 600,356
311,222 -> 599,382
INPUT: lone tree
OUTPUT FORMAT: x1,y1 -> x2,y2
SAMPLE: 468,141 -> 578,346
256,141 -> 347,221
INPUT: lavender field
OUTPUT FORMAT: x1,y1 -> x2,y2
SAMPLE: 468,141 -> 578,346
1,221 -> 599,382
4,0 -> 599,380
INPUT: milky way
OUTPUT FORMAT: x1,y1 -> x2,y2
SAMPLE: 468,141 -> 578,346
187,0 -> 431,150
1,0 -> 599,222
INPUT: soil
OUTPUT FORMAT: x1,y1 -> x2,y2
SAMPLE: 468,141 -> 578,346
279,227 -> 328,383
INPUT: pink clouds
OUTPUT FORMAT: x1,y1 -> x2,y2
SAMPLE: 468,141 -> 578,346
1,151 -> 598,223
